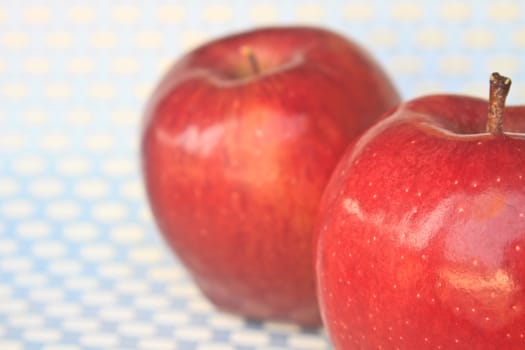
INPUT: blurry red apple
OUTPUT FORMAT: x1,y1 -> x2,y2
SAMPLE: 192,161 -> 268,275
141,26 -> 399,326
316,73 -> 525,347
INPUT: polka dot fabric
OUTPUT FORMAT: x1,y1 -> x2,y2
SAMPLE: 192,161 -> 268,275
1,1 -> 524,349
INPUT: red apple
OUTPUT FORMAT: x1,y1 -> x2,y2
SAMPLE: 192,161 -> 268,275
316,73 -> 525,347
141,26 -> 400,326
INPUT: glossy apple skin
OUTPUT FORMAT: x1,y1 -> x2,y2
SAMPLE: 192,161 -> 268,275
141,26 -> 400,326
316,95 -> 525,348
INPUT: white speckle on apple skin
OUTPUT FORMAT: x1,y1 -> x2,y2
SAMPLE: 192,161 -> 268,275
516,245 -> 521,252
343,198 -> 364,220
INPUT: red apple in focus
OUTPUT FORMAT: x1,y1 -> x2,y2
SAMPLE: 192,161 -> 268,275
141,26 -> 400,326
316,73 -> 525,347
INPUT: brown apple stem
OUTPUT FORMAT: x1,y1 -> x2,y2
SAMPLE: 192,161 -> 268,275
241,46 -> 260,75
487,72 -> 511,135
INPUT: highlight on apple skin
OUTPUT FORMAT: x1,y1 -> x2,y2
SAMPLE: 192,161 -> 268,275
141,26 -> 400,326
316,73 -> 525,347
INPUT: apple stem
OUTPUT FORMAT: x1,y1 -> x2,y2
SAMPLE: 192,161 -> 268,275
487,72 -> 511,135
241,46 -> 260,75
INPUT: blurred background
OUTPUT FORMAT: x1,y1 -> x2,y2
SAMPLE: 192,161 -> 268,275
1,1 -> 524,349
